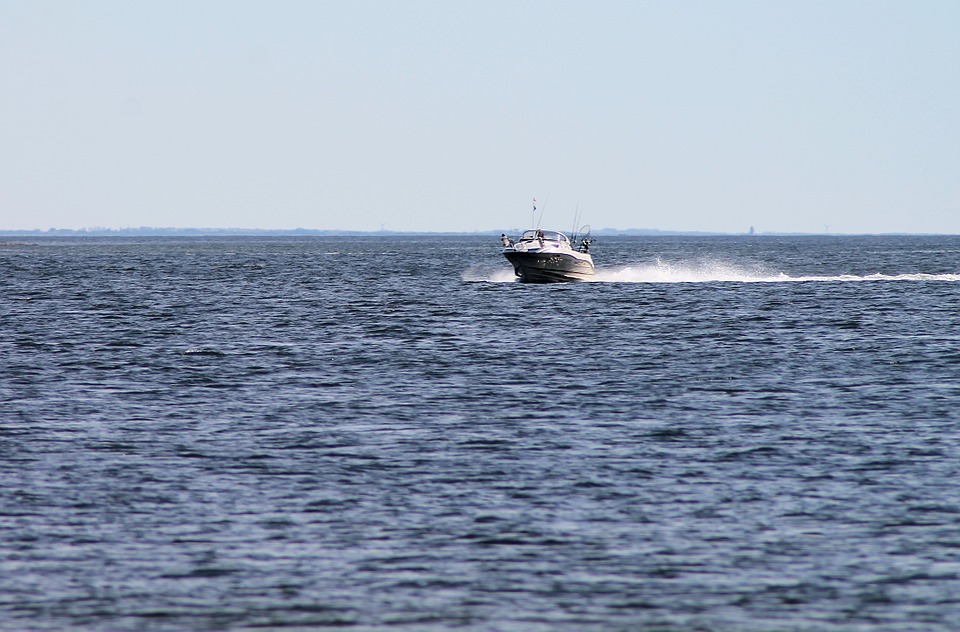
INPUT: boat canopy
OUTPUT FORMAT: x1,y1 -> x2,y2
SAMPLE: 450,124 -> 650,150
520,230 -> 568,243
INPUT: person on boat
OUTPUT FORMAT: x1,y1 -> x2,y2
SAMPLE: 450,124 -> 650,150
501,234 -> 511,247
536,229 -> 544,247
579,238 -> 590,253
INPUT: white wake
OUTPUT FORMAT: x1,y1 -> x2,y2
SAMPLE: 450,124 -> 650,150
593,260 -> 960,283
463,260 -> 960,284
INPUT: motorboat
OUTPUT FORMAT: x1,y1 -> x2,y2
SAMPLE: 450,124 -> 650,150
501,228 -> 595,283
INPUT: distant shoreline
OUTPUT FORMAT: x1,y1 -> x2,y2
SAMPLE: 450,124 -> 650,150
0,227 -> 722,237
0,228 -> 950,237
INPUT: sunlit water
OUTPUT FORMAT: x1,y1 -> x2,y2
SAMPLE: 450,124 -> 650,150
3,234 -> 960,630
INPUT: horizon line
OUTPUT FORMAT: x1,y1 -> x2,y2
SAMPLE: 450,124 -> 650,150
0,227 -> 956,237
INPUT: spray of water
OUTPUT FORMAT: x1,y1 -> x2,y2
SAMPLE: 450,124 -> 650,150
592,259 -> 960,283
464,259 -> 960,283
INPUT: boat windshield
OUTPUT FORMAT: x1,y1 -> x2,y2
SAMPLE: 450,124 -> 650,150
520,230 -> 568,242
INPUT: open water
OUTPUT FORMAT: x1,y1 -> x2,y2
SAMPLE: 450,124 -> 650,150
3,234 -> 960,631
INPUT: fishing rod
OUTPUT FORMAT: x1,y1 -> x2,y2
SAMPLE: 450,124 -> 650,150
534,194 -> 549,229
571,200 -> 582,241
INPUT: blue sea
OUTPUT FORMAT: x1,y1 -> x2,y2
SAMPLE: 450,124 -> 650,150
3,234 -> 960,631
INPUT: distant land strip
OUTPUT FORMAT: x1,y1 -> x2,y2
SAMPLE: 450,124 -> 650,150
0,227 -> 905,237
0,227 -> 736,237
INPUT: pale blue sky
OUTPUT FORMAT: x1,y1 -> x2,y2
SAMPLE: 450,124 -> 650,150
2,1 -> 958,233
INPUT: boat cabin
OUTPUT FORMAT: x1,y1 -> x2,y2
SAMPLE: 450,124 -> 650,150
519,230 -> 569,244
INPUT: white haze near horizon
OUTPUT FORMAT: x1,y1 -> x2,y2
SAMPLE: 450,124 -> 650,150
1,1 -> 958,235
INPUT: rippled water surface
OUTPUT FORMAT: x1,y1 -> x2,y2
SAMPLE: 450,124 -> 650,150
3,234 -> 960,630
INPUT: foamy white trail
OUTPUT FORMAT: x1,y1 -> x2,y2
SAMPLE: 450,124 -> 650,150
464,260 -> 960,283
593,260 -> 960,283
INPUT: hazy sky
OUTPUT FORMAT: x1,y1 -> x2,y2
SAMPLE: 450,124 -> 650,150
2,1 -> 958,233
